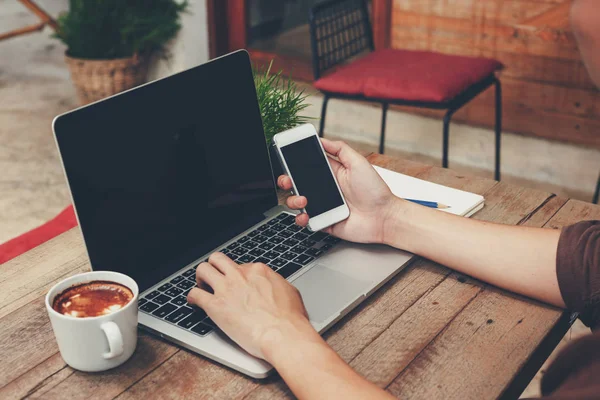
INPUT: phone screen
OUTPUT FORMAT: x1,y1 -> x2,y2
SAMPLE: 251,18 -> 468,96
280,135 -> 344,217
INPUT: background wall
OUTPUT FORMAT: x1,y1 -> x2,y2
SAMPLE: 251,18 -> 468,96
391,0 -> 600,148
148,0 -> 210,80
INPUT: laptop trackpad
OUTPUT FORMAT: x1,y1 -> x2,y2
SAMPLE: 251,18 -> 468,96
292,264 -> 371,324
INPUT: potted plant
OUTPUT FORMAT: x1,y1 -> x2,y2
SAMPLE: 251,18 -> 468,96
254,62 -> 312,177
54,0 -> 187,105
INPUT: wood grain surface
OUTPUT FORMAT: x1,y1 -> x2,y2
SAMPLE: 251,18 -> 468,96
1,154 -> 599,400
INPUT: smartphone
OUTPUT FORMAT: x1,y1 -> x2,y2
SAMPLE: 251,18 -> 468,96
273,124 -> 350,232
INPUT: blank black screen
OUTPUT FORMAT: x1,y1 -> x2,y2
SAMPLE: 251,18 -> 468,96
54,51 -> 277,292
280,136 -> 344,217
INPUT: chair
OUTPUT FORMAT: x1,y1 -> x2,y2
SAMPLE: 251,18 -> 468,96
0,0 -> 57,42
309,0 -> 504,180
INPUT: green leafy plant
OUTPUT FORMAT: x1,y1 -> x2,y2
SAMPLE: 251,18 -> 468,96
55,0 -> 188,59
254,62 -> 313,145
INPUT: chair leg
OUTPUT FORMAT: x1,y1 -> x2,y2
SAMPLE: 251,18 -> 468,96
379,103 -> 389,154
319,95 -> 329,138
593,172 -> 600,204
494,78 -> 502,181
442,110 -> 454,169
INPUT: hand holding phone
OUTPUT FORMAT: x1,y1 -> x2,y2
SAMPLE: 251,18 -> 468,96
276,133 -> 397,245
273,124 -> 350,231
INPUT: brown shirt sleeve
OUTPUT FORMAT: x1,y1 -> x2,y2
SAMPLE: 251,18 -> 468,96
539,332 -> 600,399
556,220 -> 600,330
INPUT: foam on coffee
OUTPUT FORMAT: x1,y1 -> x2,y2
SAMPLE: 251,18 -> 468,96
52,280 -> 134,318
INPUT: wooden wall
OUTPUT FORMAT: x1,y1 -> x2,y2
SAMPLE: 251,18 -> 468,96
391,0 -> 600,148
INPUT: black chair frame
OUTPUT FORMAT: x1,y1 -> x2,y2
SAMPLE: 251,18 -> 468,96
309,0 -> 502,180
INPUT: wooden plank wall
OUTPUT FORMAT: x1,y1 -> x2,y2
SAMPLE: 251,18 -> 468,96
391,0 -> 600,148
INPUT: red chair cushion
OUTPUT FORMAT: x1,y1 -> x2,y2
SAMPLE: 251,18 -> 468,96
0,205 -> 77,265
314,49 -> 503,103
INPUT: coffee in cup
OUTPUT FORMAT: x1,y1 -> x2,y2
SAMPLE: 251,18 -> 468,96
46,271 -> 139,372
52,281 -> 134,318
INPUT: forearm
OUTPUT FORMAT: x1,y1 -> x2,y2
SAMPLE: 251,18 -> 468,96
384,199 -> 564,308
264,321 -> 393,400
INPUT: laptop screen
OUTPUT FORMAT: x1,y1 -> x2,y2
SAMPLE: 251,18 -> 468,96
54,51 -> 278,292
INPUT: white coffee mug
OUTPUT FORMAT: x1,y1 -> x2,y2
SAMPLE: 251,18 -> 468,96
45,271 -> 139,372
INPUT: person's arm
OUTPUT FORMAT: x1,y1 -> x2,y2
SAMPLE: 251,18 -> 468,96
280,139 -> 566,308
383,199 -> 564,307
186,253 -> 392,400
264,327 -> 394,400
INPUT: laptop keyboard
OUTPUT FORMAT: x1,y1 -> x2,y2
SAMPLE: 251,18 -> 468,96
138,213 -> 341,337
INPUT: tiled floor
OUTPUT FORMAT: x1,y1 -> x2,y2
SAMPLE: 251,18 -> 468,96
0,2 -> 593,398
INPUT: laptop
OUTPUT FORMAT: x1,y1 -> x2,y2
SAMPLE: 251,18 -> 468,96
52,50 -> 413,378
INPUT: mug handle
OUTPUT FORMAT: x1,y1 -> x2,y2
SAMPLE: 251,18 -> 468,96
101,321 -> 124,359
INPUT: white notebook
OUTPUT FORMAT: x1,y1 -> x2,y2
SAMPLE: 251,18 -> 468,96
373,166 -> 485,218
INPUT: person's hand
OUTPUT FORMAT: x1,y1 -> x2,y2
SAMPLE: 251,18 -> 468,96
278,138 -> 396,244
186,253 -> 321,361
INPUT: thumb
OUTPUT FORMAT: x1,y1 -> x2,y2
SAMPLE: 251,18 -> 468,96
321,138 -> 362,169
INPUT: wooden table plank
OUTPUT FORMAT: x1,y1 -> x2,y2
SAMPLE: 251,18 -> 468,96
0,229 -> 89,319
0,298 -> 60,389
519,195 -> 568,228
386,198 -> 600,400
388,288 -> 563,399
23,334 -> 179,400
115,350 -> 258,400
543,199 -> 600,230
0,316 -> 177,400
467,182 -> 554,225
0,354 -> 68,400
326,260 -> 452,362
349,271 -> 484,387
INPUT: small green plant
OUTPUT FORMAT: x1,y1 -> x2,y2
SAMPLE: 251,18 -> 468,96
55,0 -> 188,59
254,62 -> 313,145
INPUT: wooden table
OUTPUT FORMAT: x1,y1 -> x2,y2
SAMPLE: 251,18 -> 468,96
2,154 -> 600,400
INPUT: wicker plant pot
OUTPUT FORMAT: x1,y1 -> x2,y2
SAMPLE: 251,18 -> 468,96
65,54 -> 149,105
